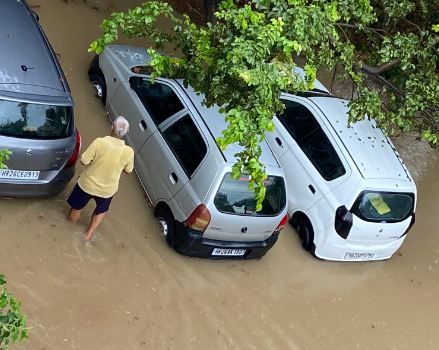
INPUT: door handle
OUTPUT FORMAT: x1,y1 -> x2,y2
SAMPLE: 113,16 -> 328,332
139,120 -> 147,131
275,137 -> 283,147
170,172 -> 178,184
308,184 -> 316,194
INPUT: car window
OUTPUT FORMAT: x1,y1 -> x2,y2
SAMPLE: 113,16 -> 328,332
279,99 -> 346,181
214,173 -> 286,216
0,100 -> 72,139
162,114 -> 207,177
299,127 -> 346,181
129,77 -> 184,126
351,191 -> 414,222
278,99 -> 320,142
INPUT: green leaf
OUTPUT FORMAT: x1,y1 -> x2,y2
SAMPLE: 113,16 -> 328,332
0,275 -> 27,347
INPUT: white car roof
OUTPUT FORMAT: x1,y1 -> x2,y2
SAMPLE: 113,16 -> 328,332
308,96 -> 413,182
179,83 -> 281,168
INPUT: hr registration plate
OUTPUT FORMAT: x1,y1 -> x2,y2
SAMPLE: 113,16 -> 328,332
344,252 -> 375,260
212,248 -> 246,256
0,169 -> 40,180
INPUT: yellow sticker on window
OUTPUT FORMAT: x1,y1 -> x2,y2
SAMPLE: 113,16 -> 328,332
369,195 -> 391,215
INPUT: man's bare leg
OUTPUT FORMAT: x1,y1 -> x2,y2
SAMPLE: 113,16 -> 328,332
68,208 -> 81,224
84,212 -> 106,241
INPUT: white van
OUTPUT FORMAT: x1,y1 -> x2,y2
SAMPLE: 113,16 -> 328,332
265,84 -> 417,261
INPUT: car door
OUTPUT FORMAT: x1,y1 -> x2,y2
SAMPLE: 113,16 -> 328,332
273,96 -> 349,212
108,76 -> 184,150
108,76 -> 186,195
107,77 -> 154,152
137,113 -> 208,206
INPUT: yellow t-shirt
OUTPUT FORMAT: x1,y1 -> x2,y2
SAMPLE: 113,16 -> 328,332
78,136 -> 134,198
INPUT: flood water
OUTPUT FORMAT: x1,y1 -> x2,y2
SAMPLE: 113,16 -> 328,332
1,1 -> 438,349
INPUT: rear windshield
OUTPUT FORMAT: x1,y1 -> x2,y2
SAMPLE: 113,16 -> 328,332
351,191 -> 414,222
0,100 -> 72,139
214,173 -> 286,216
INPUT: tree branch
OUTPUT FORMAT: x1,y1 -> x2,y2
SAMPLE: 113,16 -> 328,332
360,70 -> 437,127
335,23 -> 350,42
361,68 -> 404,96
361,59 -> 401,75
402,18 -> 422,34
335,22 -> 386,38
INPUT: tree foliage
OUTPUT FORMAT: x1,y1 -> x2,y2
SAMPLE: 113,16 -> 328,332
90,0 -> 438,209
0,275 -> 27,349
0,150 -> 10,170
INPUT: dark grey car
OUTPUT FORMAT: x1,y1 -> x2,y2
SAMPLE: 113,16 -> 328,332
0,0 -> 80,197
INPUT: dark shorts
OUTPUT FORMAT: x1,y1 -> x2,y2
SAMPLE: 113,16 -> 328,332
67,184 -> 113,214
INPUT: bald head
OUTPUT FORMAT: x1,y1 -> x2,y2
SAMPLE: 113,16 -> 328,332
113,116 -> 130,138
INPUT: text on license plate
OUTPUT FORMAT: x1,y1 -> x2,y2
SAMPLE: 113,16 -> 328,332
0,169 -> 40,180
212,248 -> 246,256
344,252 -> 375,260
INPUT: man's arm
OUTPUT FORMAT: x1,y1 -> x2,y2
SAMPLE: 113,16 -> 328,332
81,138 -> 100,166
123,147 -> 134,174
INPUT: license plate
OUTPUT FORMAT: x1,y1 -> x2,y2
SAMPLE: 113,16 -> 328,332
344,252 -> 375,260
0,169 -> 40,180
212,248 -> 246,256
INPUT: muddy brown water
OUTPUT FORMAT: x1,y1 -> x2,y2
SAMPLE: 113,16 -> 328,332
1,1 -> 438,349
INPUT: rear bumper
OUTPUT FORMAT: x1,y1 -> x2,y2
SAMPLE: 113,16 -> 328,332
314,227 -> 407,261
0,166 -> 75,198
173,225 -> 279,259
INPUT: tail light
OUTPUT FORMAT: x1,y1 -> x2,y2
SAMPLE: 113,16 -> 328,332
65,129 -> 81,168
186,204 -> 211,232
273,214 -> 288,235
334,205 -> 353,239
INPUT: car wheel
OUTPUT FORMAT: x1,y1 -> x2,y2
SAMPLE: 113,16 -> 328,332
156,209 -> 176,247
292,216 -> 315,252
90,73 -> 107,105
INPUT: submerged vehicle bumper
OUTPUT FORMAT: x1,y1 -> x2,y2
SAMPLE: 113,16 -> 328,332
314,229 -> 407,262
173,225 -> 279,259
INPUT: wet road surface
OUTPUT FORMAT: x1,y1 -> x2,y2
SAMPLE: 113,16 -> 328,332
0,1 -> 438,349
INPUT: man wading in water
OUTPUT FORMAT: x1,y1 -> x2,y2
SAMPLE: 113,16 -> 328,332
67,116 -> 134,241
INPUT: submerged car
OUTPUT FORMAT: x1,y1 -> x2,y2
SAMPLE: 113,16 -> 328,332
0,0 -> 80,197
265,82 -> 417,261
88,45 -> 288,259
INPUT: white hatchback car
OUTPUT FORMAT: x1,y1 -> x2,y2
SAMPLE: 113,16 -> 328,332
265,83 -> 417,261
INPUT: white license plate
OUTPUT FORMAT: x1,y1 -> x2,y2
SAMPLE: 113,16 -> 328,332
344,252 -> 375,260
212,248 -> 246,256
0,169 -> 40,180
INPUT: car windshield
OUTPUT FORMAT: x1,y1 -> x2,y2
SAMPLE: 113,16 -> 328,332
0,99 -> 72,139
214,173 -> 286,216
351,191 -> 414,222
